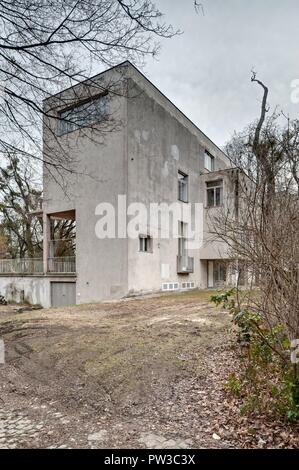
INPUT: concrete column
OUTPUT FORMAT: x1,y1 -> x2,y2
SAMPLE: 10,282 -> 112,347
43,213 -> 51,274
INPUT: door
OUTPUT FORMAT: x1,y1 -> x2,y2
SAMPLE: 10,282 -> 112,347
208,261 -> 214,288
51,282 -> 76,307
214,261 -> 227,288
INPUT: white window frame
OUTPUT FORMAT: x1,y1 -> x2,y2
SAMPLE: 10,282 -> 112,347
178,221 -> 188,258
178,171 -> 188,203
204,151 -> 215,172
206,180 -> 223,208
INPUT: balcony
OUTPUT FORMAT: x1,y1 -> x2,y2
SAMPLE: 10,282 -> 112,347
47,237 -> 76,273
177,255 -> 194,274
0,256 -> 76,275
47,256 -> 76,274
0,258 -> 43,274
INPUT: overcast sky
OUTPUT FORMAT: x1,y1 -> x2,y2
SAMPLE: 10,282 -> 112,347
141,0 -> 299,147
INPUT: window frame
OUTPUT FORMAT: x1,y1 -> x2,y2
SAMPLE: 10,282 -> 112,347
214,262 -> 227,283
204,151 -> 215,172
139,235 -> 153,253
178,221 -> 188,258
206,179 -> 223,208
178,170 -> 189,203
57,91 -> 108,136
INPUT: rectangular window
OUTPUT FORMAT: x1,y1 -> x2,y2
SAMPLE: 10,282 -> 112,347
178,171 -> 188,202
57,94 -> 108,136
139,235 -> 152,253
206,180 -> 223,207
204,151 -> 215,172
177,221 -> 194,273
214,262 -> 227,283
178,221 -> 187,257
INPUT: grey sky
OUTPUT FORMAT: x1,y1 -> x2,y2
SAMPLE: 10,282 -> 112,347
141,0 -> 299,147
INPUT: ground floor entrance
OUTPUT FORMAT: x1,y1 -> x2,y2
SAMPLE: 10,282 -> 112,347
207,260 -> 227,288
50,281 -> 76,307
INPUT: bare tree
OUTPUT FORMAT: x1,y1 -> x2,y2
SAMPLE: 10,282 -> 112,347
194,1 -> 205,16
0,0 -> 177,175
0,152 -> 75,258
0,154 -> 42,257
211,74 -> 299,349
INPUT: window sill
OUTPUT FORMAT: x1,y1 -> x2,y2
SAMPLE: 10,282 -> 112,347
205,204 -> 223,209
178,199 -> 189,204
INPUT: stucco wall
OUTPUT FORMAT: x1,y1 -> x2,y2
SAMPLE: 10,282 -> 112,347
42,62 -> 231,302
43,66 -> 129,304
126,69 -> 230,294
199,170 -> 236,260
0,276 -> 75,308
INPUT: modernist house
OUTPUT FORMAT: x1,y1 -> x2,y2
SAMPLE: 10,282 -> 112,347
0,61 -> 241,307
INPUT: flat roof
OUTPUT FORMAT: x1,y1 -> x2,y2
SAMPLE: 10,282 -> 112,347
44,60 -> 228,158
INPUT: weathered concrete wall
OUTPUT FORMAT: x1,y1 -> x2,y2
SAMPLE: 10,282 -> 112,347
126,66 -> 230,293
42,61 -> 231,302
0,276 -> 76,308
199,170 -> 236,260
43,65 -> 129,304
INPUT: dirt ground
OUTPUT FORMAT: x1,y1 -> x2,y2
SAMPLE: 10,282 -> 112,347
0,290 -> 298,449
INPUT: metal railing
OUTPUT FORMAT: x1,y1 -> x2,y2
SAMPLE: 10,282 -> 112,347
47,256 -> 76,273
0,258 -> 43,274
177,256 -> 194,274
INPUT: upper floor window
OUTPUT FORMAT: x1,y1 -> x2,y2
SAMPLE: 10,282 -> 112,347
57,93 -> 108,136
139,235 -> 152,253
178,171 -> 188,203
204,151 -> 215,172
206,180 -> 223,207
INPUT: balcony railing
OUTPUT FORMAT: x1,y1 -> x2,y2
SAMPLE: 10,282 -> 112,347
0,256 -> 76,274
177,255 -> 194,274
47,256 -> 76,273
0,258 -> 43,274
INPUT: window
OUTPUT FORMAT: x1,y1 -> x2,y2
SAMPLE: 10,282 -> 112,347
214,262 -> 227,284
206,180 -> 223,207
57,94 -> 108,135
178,171 -> 188,202
178,222 -> 187,258
177,222 -> 193,273
204,151 -> 215,172
139,235 -> 152,253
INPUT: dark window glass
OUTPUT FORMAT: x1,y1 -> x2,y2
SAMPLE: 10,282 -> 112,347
206,180 -> 223,207
58,94 -> 108,135
178,171 -> 188,202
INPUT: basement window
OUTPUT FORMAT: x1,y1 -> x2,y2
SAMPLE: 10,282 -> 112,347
57,93 -> 108,135
206,180 -> 223,207
139,235 -> 152,253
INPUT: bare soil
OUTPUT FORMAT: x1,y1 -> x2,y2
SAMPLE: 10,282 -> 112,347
0,291 -> 298,449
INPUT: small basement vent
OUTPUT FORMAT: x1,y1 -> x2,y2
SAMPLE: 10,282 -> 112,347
181,282 -> 195,290
162,282 -> 179,292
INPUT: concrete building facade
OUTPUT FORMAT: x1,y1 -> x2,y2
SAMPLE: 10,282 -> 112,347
0,61 -> 241,307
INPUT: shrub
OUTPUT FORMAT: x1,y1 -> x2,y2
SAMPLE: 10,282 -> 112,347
211,289 -> 299,421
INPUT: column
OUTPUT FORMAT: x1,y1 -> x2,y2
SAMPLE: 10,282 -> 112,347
43,213 -> 51,274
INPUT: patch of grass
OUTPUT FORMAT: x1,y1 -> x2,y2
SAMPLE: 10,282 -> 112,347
225,373 -> 242,397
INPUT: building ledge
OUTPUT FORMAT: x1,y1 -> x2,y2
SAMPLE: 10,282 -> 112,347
0,273 -> 77,278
